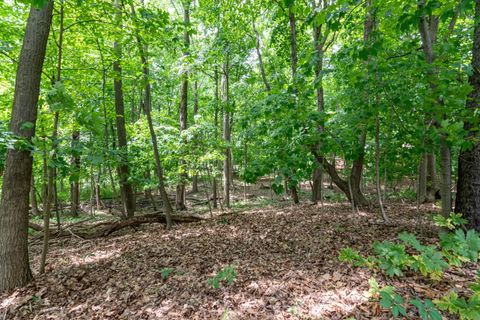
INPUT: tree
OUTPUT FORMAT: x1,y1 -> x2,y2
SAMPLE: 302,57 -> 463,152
176,0 -> 191,211
456,0 -> 480,230
113,0 -> 135,218
0,0 -> 54,292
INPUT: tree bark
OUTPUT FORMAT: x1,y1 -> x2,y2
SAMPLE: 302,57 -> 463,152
417,153 -> 427,203
418,0 -> 451,213
30,175 -> 40,216
311,2 -> 326,204
70,130 -> 81,216
113,0 -> 135,218
222,59 -> 231,208
176,0 -> 190,210
456,0 -> 480,230
191,80 -> 199,193
0,1 -> 53,292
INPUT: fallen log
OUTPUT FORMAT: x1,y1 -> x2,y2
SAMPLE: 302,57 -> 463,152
29,213 -> 204,240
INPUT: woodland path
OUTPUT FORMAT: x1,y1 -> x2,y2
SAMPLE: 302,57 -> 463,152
1,201 -> 477,319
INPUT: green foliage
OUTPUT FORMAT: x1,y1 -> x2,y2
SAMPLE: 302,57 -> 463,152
368,279 -> 407,317
434,213 -> 468,230
373,241 -> 412,277
207,265 -> 237,289
338,247 -> 369,267
158,268 -> 176,280
440,229 -> 480,265
434,271 -> 480,320
411,299 -> 442,320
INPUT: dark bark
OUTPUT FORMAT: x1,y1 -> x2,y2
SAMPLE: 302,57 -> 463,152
0,1 -> 53,292
113,0 -> 135,218
456,0 -> 480,230
70,130 -> 81,216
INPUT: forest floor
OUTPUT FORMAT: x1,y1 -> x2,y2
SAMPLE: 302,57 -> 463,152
0,183 -> 478,319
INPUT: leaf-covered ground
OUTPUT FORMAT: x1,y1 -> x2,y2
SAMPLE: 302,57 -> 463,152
1,201 -> 477,319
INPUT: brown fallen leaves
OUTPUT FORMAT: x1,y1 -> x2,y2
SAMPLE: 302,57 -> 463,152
0,201 -> 477,319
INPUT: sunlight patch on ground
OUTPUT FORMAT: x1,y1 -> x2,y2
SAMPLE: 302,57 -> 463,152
306,288 -> 367,317
69,247 -> 123,266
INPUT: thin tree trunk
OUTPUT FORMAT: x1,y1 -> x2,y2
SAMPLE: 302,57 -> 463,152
176,0 -> 191,210
418,153 -> 427,203
0,1 -> 53,292
131,1 -> 173,228
222,59 -> 231,208
191,80 -> 199,193
70,130 -> 81,216
253,21 -> 271,92
30,175 -> 39,216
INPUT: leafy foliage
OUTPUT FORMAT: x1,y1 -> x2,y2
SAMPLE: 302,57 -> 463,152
207,265 -> 237,289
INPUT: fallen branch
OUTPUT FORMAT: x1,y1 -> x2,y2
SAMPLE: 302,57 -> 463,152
29,213 -> 204,240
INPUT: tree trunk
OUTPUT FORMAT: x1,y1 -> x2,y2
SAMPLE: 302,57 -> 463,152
191,80 -> 199,193
253,21 -> 271,92
70,130 -> 81,216
30,175 -> 39,216
222,59 -> 231,208
311,4 -> 325,204
0,1 -> 53,292
176,0 -> 190,210
425,152 -> 437,202
131,1 -> 173,228
417,153 -> 427,203
456,0 -> 480,230
113,0 -> 135,218
418,0 -> 451,211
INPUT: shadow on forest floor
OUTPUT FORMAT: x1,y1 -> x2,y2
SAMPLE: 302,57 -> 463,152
1,200 -> 477,319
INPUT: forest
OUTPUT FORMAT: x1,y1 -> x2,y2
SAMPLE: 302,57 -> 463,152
0,0 -> 479,318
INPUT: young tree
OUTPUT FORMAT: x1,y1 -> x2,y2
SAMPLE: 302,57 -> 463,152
0,0 -> 54,292
176,0 -> 191,211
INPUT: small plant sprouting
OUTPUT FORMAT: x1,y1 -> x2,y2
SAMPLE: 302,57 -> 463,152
207,265 -> 237,289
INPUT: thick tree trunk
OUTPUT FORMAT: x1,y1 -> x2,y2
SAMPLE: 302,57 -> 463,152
456,0 -> 480,230
0,1 -> 53,292
113,0 -> 135,218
